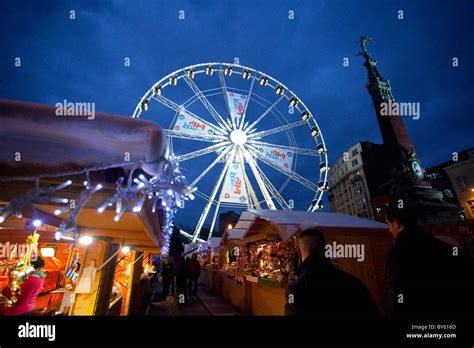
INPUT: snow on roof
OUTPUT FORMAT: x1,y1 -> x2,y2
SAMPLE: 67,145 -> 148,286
249,209 -> 387,229
227,229 -> 246,240
0,99 -> 165,177
246,209 -> 388,240
208,237 -> 222,249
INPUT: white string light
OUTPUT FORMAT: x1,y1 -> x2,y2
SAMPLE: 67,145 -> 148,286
55,179 -> 103,241
0,157 -> 194,253
0,179 -> 72,224
96,156 -> 196,252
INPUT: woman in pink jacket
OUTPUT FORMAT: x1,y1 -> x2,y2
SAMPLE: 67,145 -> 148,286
1,257 -> 46,315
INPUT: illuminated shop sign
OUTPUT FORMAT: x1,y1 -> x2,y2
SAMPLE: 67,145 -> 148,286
0,242 -> 38,259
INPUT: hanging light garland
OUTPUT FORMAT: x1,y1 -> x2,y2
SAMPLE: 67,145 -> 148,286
96,156 -> 196,253
0,155 -> 195,253
0,179 -> 72,224
0,159 -> 194,312
55,173 -> 103,241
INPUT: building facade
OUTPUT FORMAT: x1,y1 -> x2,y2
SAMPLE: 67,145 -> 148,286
426,148 -> 474,209
328,141 -> 388,220
445,157 -> 474,220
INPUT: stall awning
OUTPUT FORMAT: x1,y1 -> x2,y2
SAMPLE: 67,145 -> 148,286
0,99 -> 166,251
208,237 -> 222,250
240,210 -> 388,241
0,99 -> 165,177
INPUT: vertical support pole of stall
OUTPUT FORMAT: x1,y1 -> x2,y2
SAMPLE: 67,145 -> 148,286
126,251 -> 144,316
94,243 -> 120,315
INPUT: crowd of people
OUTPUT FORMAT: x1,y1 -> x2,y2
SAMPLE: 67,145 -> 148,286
284,200 -> 474,318
159,252 -> 201,303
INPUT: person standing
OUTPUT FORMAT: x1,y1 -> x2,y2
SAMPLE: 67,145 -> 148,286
384,201 -> 474,317
285,229 -> 379,318
175,254 -> 188,302
161,258 -> 173,298
187,253 -> 201,300
169,225 -> 184,296
184,256 -> 190,298
1,257 -> 47,316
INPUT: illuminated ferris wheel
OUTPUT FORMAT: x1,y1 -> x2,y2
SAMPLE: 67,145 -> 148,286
132,63 -> 329,242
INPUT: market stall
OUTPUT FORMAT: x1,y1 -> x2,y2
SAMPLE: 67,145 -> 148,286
216,228 -> 250,312
0,224 -> 86,315
110,250 -> 157,316
0,99 -> 190,316
219,210 -> 393,315
200,237 -> 221,294
0,184 -> 163,316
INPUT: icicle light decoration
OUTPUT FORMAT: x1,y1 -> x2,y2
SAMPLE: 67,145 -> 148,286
0,179 -> 72,224
0,157 -> 195,254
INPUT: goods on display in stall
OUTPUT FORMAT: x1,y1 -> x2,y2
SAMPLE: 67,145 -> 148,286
247,239 -> 298,284
201,246 -> 219,271
5,231 -> 40,306
0,229 -> 88,315
221,238 -> 298,285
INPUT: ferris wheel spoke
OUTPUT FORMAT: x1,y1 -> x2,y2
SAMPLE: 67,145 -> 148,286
176,142 -> 230,162
189,145 -> 232,187
245,95 -> 285,133
207,198 -> 222,241
192,146 -> 237,242
248,120 -> 307,140
183,74 -> 232,132
239,77 -> 255,130
246,145 -> 319,192
217,69 -> 236,128
194,190 -> 213,202
241,147 -> 276,210
164,129 -> 226,143
152,94 -> 227,136
250,158 -> 291,210
247,140 -> 319,156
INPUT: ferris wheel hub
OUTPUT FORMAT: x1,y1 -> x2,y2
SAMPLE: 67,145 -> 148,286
230,129 -> 248,145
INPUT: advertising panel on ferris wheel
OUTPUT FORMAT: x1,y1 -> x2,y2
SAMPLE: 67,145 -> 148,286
256,144 -> 294,170
225,91 -> 248,120
220,161 -> 249,204
172,109 -> 222,137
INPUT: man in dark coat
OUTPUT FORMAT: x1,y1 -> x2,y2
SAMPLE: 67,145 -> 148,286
175,254 -> 188,302
285,228 -> 379,318
187,253 -> 201,299
384,202 -> 474,317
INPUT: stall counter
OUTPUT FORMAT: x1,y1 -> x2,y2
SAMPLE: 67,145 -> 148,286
251,280 -> 286,316
218,270 -> 287,315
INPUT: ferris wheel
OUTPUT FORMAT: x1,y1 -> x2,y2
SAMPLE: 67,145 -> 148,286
132,63 -> 329,242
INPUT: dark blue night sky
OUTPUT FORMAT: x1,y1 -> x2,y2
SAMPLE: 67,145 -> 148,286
1,0 -> 473,227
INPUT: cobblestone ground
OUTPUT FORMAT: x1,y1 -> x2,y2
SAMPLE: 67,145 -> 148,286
146,279 -> 210,316
145,281 -> 243,316
147,295 -> 210,315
